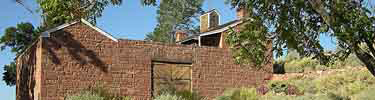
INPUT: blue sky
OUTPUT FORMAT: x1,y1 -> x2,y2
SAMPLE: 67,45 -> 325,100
0,0 -> 336,100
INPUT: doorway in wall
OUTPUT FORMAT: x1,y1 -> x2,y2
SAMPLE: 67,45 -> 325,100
151,62 -> 192,96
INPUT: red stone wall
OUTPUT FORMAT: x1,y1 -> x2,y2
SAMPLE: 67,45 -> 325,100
16,38 -> 43,100
17,22 -> 272,100
193,47 -> 272,98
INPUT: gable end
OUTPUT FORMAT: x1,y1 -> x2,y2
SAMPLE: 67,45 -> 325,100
41,19 -> 118,42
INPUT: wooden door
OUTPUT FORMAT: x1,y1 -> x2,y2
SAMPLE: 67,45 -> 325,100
152,62 -> 192,96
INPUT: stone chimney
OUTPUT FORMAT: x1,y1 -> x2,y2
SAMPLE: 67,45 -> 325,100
175,31 -> 187,42
200,9 -> 220,32
236,7 -> 248,19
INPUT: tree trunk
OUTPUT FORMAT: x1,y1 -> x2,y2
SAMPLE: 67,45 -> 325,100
354,49 -> 375,76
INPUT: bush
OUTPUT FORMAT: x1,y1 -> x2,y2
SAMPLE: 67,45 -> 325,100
256,85 -> 269,95
330,54 -> 363,69
65,86 -> 131,100
269,82 -> 288,94
153,91 -> 207,100
260,93 -> 292,100
285,50 -> 300,62
154,93 -> 185,100
176,90 -> 206,100
293,94 -> 331,100
275,49 -> 322,73
216,88 -> 258,100
266,80 -> 302,95
66,91 -> 104,100
156,86 -> 204,100
352,87 -> 375,100
260,91 -> 351,100
284,57 -> 319,73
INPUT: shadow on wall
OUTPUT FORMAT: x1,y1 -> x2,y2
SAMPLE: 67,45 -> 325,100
45,30 -> 108,73
18,48 -> 36,100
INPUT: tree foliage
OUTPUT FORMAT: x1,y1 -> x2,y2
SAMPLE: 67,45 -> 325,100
145,24 -> 174,43
2,62 -> 16,86
37,0 -> 122,27
0,22 -> 39,54
226,18 -> 268,66
225,0 -> 375,76
145,0 -> 204,43
0,22 -> 40,86
141,0 -> 157,6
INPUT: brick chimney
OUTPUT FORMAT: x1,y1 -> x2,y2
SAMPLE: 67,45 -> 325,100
200,9 -> 220,32
175,31 -> 187,42
236,7 -> 248,19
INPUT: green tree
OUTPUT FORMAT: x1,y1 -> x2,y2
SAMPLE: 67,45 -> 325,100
145,24 -> 174,43
2,62 -> 16,86
0,22 -> 39,54
145,0 -> 204,43
225,0 -> 375,76
37,0 -> 122,27
0,22 -> 39,86
13,0 -> 164,27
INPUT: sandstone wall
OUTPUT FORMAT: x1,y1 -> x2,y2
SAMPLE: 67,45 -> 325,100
17,22 -> 272,100
16,38 -> 43,100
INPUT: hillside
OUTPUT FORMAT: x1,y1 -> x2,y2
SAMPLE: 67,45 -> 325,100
215,52 -> 375,100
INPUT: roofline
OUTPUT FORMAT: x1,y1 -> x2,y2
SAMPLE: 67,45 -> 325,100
42,19 -> 118,42
15,37 -> 40,59
199,20 -> 243,37
80,19 -> 118,42
176,37 -> 198,44
41,21 -> 79,37
16,19 -> 119,59
201,9 -> 220,16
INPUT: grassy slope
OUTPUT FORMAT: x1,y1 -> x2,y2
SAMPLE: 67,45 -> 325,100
217,52 -> 375,100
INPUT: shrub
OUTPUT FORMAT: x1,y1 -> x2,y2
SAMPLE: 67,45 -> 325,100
269,83 -> 288,94
65,86 -> 131,100
216,88 -> 258,100
260,93 -> 292,100
293,94 -> 331,100
154,93 -> 185,100
175,90 -> 206,100
256,85 -> 269,95
216,96 -> 233,100
352,87 -> 375,100
284,57 -> 319,73
330,54 -> 363,69
153,91 -> 207,100
286,85 -> 300,95
343,54 -> 363,67
66,91 -> 104,100
326,92 -> 350,100
285,50 -> 300,62
267,80 -> 302,95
